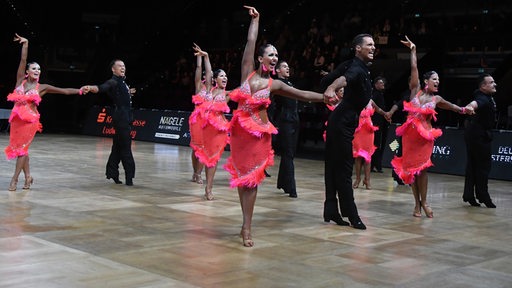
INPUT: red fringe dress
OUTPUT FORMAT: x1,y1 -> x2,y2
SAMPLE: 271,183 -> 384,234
189,86 -> 230,168
189,86 -> 207,162
352,105 -> 378,163
224,72 -> 277,188
391,94 -> 442,184
4,81 -> 43,160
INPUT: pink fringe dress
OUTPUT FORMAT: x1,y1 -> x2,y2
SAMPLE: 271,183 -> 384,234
224,72 -> 277,188
189,86 -> 208,158
190,87 -> 230,168
4,81 -> 43,160
391,94 -> 442,184
352,105 -> 378,163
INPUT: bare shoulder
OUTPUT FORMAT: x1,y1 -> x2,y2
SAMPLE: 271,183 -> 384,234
37,83 -> 50,94
270,78 -> 283,90
434,95 -> 446,102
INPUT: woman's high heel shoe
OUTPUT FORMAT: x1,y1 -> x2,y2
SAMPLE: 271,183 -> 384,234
204,187 -> 214,200
192,173 -> 203,184
240,228 -> 254,247
22,176 -> 33,190
422,204 -> 433,218
8,179 -> 18,191
413,207 -> 422,217
363,179 -> 371,190
352,178 -> 361,189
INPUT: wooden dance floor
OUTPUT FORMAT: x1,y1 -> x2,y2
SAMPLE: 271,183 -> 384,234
1,134 -> 511,288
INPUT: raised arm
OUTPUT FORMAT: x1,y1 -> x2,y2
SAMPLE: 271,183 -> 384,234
13,33 -> 28,86
203,49 -> 213,91
240,5 -> 259,81
192,43 -> 212,93
400,36 -> 420,99
194,47 -> 203,93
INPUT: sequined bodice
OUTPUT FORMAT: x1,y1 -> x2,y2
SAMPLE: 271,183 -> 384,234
411,94 -> 436,110
8,81 -> 41,105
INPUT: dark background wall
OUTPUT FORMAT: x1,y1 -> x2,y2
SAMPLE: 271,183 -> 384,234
1,0 -> 511,133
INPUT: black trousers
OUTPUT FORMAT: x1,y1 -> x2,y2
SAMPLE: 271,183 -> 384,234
371,125 -> 387,171
106,110 -> 135,180
463,128 -> 492,203
276,121 -> 299,194
323,120 -> 359,220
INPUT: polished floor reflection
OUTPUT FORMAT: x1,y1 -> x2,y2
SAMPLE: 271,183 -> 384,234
1,134 -> 511,288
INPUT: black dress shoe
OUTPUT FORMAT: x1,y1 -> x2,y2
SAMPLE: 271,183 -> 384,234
125,178 -> 133,186
107,176 -> 122,184
288,192 -> 297,198
324,215 -> 349,226
482,200 -> 496,208
463,198 -> 481,207
350,218 -> 367,230
393,176 -> 405,185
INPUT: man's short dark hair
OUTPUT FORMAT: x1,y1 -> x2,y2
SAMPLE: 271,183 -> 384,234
352,33 -> 372,49
374,76 -> 386,85
477,73 -> 492,87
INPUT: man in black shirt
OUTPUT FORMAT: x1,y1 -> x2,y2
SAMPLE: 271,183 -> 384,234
321,33 -> 376,230
462,73 -> 497,208
271,60 -> 300,198
85,59 -> 136,186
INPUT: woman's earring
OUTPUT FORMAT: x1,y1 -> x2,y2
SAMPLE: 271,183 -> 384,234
261,64 -> 268,72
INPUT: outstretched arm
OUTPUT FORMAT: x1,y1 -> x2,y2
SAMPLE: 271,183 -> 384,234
38,84 -> 82,97
240,5 -> 259,82
465,100 -> 478,111
400,36 -> 419,100
436,96 -> 475,115
272,80 -> 337,105
13,33 -> 28,86
80,79 -> 115,95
